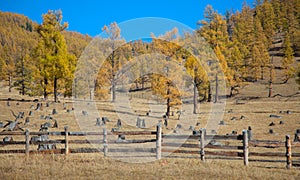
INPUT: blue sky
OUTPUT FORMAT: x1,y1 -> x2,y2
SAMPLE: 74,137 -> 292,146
0,0 -> 254,37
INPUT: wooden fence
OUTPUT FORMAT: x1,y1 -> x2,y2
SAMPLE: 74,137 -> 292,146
0,125 -> 299,168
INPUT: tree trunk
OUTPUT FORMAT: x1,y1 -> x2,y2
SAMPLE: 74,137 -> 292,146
111,50 -> 116,102
43,77 -> 48,99
54,77 -> 58,102
166,83 -> 171,117
261,66 -> 264,80
8,75 -> 12,93
214,74 -> 219,103
193,82 -> 197,114
268,81 -> 272,98
207,84 -> 212,102
229,86 -> 233,97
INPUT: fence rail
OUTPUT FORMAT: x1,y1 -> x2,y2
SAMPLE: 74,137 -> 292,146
0,125 -> 299,168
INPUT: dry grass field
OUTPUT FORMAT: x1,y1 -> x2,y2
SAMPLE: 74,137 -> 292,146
1,154 -> 300,180
0,76 -> 300,179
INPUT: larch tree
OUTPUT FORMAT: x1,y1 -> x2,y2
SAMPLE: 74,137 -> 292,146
101,22 -> 123,102
259,0 -> 276,48
198,5 -> 231,102
35,10 -> 76,102
282,33 -> 295,83
251,15 -> 270,81
150,28 -> 185,116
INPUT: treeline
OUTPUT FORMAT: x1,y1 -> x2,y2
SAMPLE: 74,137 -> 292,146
0,0 -> 299,106
0,10 -> 91,100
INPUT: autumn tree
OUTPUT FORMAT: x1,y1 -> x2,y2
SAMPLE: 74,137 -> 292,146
198,5 -> 231,102
282,34 -> 295,83
35,10 -> 76,102
251,15 -> 270,80
100,22 -> 126,102
150,28 -> 185,116
231,4 -> 254,81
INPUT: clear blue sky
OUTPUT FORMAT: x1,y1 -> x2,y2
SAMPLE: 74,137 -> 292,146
0,0 -> 254,37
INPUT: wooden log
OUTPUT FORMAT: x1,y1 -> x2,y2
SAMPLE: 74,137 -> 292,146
200,128 -> 205,161
0,132 -> 25,136
162,134 -> 242,140
112,131 -> 156,135
249,159 -> 286,163
25,129 -> 30,156
286,135 -> 292,169
30,140 -> 65,145
108,148 -> 155,153
249,152 -> 285,157
0,149 -> 26,154
162,142 -> 243,150
103,128 -> 108,157
113,139 -> 156,144
243,130 -> 249,166
161,149 -> 243,157
0,141 -> 26,146
64,126 -> 69,155
248,126 -> 252,141
156,124 -> 162,160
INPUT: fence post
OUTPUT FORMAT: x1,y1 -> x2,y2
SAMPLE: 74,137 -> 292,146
200,128 -> 205,161
103,127 -> 108,157
243,130 -> 249,166
25,129 -> 30,156
64,126 -> 69,155
156,124 -> 162,160
247,126 -> 252,141
286,135 -> 292,169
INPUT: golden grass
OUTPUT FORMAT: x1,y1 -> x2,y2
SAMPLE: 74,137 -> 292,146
0,153 -> 299,179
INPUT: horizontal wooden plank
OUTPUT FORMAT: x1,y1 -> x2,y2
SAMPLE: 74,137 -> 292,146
162,143 -> 243,150
109,139 -> 156,144
162,134 -> 242,141
30,140 -> 65,145
250,140 -> 284,144
29,149 -> 64,154
208,135 -> 243,140
205,151 -> 243,157
0,141 -> 26,145
162,143 -> 199,148
29,132 -> 65,136
249,152 -> 285,157
205,144 -> 244,150
249,159 -> 285,163
162,149 -> 199,154
70,148 -> 101,153
0,149 -> 25,154
27,131 -> 157,136
111,131 -> 157,135
68,139 -> 156,144
69,132 -> 103,136
0,132 -> 25,136
162,148 -> 243,157
108,148 -> 156,153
